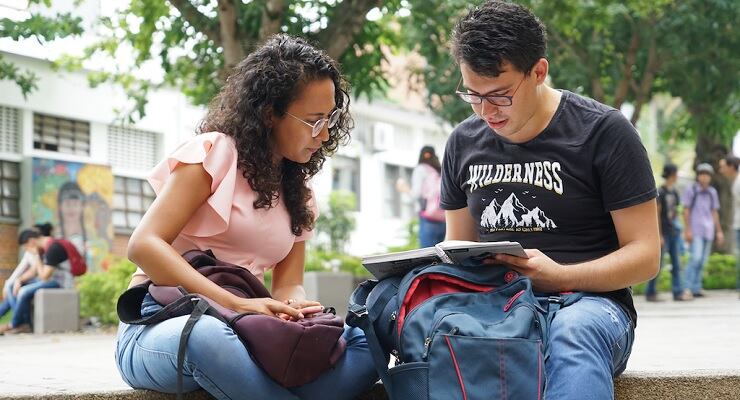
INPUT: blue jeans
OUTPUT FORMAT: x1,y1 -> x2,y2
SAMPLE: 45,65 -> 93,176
684,236 -> 713,294
418,217 -> 446,248
0,278 -> 20,318
646,231 -> 683,297
11,279 -> 60,327
543,295 -> 634,400
115,294 -> 378,400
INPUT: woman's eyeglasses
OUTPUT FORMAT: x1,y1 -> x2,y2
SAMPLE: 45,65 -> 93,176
286,108 -> 342,138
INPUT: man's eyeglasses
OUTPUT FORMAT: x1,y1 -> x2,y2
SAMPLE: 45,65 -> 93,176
455,76 -> 526,107
286,108 -> 342,138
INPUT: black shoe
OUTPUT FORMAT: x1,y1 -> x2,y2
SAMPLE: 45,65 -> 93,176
692,292 -> 706,298
646,294 -> 663,302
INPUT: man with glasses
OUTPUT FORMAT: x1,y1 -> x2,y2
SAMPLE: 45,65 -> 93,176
440,2 -> 659,398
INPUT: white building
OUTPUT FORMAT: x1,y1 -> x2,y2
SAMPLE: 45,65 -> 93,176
0,20 -> 450,275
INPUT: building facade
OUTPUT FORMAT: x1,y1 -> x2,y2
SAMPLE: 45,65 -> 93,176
0,49 -> 450,285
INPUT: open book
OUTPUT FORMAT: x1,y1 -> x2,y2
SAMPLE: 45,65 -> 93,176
362,240 -> 528,280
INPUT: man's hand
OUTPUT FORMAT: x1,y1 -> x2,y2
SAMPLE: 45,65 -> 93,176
684,228 -> 693,244
716,230 -> 725,247
493,249 -> 569,293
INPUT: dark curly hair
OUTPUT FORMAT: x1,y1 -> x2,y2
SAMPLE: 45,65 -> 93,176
451,1 -> 547,77
198,34 -> 352,236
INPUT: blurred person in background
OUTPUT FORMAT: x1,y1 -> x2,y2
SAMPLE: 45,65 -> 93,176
682,163 -> 723,298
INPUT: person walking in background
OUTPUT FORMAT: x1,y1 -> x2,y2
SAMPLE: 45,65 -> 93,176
411,145 -> 446,247
718,155 -> 740,299
683,163 -> 724,298
646,164 -> 691,302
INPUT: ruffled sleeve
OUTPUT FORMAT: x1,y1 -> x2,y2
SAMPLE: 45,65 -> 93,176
147,131 -> 237,237
294,184 -> 319,242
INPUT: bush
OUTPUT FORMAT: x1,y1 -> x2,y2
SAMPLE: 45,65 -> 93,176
632,252 -> 737,295
78,257 -> 136,325
305,247 -> 368,278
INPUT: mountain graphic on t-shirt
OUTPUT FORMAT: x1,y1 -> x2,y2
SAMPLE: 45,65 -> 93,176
481,193 -> 557,230
481,199 -> 501,228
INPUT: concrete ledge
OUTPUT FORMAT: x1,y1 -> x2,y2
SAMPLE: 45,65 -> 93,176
33,289 -> 79,334
6,372 -> 740,400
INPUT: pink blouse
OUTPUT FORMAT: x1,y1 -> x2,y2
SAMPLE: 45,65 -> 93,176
132,131 -> 316,282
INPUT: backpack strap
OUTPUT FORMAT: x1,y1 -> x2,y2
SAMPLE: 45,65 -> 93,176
176,298 -> 210,400
542,292 -> 583,361
347,279 -> 394,392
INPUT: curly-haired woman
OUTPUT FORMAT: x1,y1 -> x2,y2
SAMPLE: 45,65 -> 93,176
114,35 -> 378,399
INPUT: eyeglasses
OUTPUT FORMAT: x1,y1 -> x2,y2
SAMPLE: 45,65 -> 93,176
286,108 -> 342,138
455,75 -> 527,107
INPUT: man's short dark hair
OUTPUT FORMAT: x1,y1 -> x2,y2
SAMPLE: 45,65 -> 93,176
723,156 -> 740,171
451,1 -> 547,77
18,229 -> 40,245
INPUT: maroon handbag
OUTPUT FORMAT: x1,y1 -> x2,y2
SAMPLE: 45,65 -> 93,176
117,249 -> 346,397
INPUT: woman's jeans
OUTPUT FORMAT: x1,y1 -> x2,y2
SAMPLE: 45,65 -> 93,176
646,231 -> 683,297
418,217 -> 446,248
11,279 -> 59,327
684,236 -> 713,294
115,294 -> 378,400
543,295 -> 634,400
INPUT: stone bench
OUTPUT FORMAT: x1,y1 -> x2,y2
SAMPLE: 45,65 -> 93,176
33,288 -> 80,334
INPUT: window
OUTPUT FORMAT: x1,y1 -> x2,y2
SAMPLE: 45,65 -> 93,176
0,106 -> 20,154
33,113 -> 90,155
331,156 -> 361,210
108,125 -> 159,173
0,160 -> 20,218
384,164 -> 414,219
113,176 -> 155,230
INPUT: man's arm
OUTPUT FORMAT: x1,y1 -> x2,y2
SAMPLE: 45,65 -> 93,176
712,209 -> 725,246
445,208 -> 479,242
683,206 -> 692,243
495,199 -> 661,293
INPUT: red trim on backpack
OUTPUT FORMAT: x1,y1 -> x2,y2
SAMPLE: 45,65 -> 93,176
397,273 -> 494,336
503,289 -> 525,312
445,336 -> 467,400
537,342 -> 543,400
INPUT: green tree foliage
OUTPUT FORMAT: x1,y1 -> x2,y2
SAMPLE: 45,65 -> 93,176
315,190 -> 356,253
77,257 -> 137,325
402,0 -> 738,133
61,0 -> 405,121
0,0 -> 83,96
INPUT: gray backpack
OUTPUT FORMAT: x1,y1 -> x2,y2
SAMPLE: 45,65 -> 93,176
347,262 -> 581,400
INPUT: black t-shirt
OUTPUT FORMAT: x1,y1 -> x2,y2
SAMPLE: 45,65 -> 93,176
44,241 -> 69,268
658,185 -> 680,236
440,90 -> 657,326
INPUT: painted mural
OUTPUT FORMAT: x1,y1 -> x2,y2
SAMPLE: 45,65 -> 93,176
32,158 -> 114,272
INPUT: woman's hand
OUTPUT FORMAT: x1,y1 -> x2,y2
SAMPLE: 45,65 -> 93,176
230,297 -> 305,320
283,299 -> 324,319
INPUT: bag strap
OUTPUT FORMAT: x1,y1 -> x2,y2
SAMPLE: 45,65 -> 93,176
176,298 -> 209,400
543,292 -> 583,361
347,280 -> 395,391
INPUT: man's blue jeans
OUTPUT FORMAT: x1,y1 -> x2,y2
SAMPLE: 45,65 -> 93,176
684,236 -> 713,295
646,232 -> 684,297
418,217 -> 446,248
11,279 -> 60,327
543,295 -> 634,400
115,294 -> 378,400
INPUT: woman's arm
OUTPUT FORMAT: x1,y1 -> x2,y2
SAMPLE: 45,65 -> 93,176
127,163 -> 301,319
271,241 -> 322,315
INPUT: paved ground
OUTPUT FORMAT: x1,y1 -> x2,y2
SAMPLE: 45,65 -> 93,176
0,290 -> 738,397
